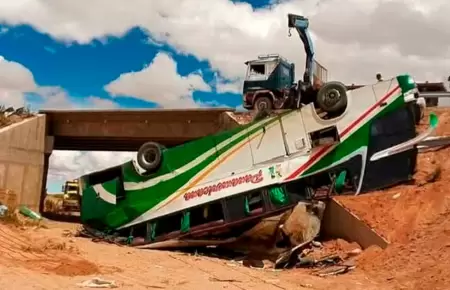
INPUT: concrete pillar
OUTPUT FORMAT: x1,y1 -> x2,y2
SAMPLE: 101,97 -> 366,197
0,115 -> 47,212
39,136 -> 54,213
39,153 -> 51,213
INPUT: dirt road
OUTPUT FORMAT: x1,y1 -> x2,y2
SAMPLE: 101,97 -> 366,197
0,221 -> 387,290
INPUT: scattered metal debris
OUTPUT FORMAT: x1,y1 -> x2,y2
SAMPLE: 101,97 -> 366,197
418,136 -> 450,151
0,105 -> 34,128
314,264 -> 356,277
76,226 -> 129,246
0,105 -> 31,118
19,205 -> 42,220
209,277 -> 241,283
0,204 -> 8,217
76,278 -> 117,288
274,240 -> 357,276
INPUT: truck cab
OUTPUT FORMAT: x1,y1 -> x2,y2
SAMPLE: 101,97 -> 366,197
242,54 -> 334,115
242,54 -> 296,111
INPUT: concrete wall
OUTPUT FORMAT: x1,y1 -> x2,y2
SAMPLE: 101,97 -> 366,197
0,115 -> 46,211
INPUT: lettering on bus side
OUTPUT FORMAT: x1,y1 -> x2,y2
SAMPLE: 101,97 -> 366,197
183,170 -> 264,201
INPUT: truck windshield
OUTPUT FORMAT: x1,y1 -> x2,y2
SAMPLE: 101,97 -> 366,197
67,186 -> 78,192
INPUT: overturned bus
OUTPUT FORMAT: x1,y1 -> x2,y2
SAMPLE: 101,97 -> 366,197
80,74 -> 437,246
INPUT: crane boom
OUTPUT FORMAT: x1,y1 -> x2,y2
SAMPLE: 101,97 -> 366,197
288,13 -> 314,86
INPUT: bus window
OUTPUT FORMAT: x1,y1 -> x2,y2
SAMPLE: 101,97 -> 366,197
189,201 -> 224,229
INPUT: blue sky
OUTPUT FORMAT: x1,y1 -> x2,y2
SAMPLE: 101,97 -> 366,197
0,0 -> 275,112
0,24 -> 242,109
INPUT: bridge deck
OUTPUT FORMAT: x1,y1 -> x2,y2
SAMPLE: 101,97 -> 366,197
40,108 -> 240,151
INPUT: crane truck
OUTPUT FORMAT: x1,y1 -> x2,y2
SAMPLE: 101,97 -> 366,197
243,14 -> 346,115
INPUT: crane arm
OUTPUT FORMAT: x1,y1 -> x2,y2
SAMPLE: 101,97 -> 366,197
288,13 -> 314,86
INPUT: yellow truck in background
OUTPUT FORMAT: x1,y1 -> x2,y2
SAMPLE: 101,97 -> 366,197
62,179 -> 81,211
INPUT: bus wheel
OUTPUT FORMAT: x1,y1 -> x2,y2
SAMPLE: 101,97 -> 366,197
137,142 -> 164,173
316,81 -> 348,113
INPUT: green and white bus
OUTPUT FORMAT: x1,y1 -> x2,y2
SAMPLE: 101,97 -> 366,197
80,74 -> 436,246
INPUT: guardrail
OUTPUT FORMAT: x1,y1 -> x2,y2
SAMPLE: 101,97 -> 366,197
420,92 -> 450,99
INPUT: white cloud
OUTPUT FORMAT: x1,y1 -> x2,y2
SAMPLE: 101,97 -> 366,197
47,151 -> 135,190
105,52 -> 211,108
0,55 -> 37,108
214,73 -> 242,94
84,96 -> 119,109
0,57 -> 125,189
34,90 -> 124,188
1,0 -> 449,85
0,57 -> 120,110
34,86 -> 119,110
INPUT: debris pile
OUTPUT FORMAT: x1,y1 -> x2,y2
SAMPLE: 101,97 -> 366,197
274,238 -> 359,277
143,200 -> 366,278
77,277 -> 117,288
0,189 -> 43,227
0,105 -> 33,128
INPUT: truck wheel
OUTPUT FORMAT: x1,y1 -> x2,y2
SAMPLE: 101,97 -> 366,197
316,81 -> 348,113
137,142 -> 164,173
254,96 -> 273,112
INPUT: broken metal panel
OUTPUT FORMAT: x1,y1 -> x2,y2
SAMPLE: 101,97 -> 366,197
320,198 -> 389,249
417,135 -> 450,150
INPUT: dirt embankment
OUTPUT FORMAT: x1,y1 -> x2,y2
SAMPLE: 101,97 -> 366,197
417,107 -> 450,136
0,223 -> 99,277
336,111 -> 450,290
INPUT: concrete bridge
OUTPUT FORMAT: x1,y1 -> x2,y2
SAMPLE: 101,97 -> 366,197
41,108 -> 240,151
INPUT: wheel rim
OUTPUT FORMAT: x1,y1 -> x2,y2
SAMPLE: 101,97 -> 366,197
323,89 -> 341,107
142,149 -> 157,165
258,101 -> 268,110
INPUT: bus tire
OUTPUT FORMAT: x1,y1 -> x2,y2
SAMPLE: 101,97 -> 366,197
316,81 -> 348,113
137,142 -> 164,173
